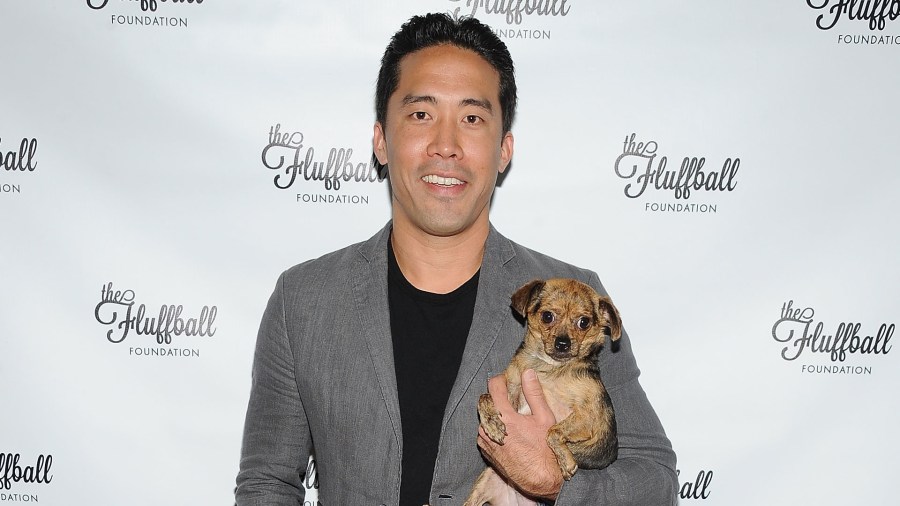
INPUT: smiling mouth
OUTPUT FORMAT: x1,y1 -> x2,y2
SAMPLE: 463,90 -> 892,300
422,174 -> 465,187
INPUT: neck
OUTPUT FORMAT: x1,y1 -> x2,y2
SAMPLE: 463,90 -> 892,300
390,219 -> 489,294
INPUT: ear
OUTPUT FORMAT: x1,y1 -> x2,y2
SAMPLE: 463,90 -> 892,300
596,296 -> 622,342
498,131 -> 514,174
511,280 -> 544,317
373,121 -> 388,166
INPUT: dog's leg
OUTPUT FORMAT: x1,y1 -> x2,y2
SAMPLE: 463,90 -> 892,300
463,467 -> 542,506
464,468 -> 507,506
546,417 -> 580,480
547,393 -> 618,479
478,392 -> 507,444
566,387 -> 618,471
479,366 -> 524,444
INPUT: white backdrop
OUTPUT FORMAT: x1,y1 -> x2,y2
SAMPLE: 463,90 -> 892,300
2,1 -> 898,505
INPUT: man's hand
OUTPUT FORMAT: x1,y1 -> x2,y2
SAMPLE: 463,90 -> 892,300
476,369 -> 563,500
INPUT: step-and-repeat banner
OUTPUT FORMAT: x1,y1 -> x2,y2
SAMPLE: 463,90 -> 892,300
2,1 -> 898,505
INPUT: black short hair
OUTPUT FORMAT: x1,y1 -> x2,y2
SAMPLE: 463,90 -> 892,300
374,13 -> 517,169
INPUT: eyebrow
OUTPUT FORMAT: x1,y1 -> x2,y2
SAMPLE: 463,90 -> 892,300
401,94 -> 436,107
401,94 -> 494,114
460,97 -> 494,114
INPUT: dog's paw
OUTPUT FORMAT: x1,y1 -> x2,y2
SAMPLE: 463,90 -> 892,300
478,393 -> 507,444
561,461 -> 578,481
548,436 -> 578,480
482,415 -> 506,445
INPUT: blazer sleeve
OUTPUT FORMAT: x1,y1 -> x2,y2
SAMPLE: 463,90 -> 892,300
235,273 -> 310,505
554,272 -> 678,505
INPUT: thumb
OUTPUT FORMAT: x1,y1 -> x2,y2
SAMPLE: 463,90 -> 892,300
521,369 -> 556,424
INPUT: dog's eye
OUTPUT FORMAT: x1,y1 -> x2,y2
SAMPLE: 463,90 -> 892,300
577,316 -> 592,330
541,311 -> 554,324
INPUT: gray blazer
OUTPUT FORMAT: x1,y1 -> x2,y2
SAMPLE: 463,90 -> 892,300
236,222 -> 677,505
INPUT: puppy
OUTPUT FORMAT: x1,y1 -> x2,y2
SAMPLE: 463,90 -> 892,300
463,278 -> 622,506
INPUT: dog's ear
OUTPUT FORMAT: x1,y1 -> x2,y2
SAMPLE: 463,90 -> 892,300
511,280 -> 545,317
596,296 -> 622,341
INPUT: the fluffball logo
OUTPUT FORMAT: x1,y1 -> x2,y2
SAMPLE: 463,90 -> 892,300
0,453 -> 53,502
772,300 -> 893,375
1,137 -> 37,196
449,0 -> 571,24
677,468 -> 713,500
613,133 -> 739,214
806,1 -> 900,45
87,0 -> 202,11
807,0 -> 899,30
261,123 -> 384,205
86,0 -> 203,29
93,282 -> 217,358
448,0 -> 571,40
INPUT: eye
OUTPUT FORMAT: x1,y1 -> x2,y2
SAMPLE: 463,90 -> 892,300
577,316 -> 592,330
463,114 -> 482,124
411,111 -> 429,121
541,311 -> 554,324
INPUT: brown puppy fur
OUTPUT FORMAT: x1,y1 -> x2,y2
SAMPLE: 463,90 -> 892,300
464,278 -> 622,506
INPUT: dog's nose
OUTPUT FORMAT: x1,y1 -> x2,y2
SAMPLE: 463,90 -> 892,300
554,336 -> 571,353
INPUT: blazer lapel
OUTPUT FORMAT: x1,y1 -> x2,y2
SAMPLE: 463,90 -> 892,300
351,224 -> 402,449
443,226 -> 519,424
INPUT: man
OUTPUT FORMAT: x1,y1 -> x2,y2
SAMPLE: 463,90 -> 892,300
236,12 -> 677,506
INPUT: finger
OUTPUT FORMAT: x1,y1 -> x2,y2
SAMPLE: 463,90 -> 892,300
477,426 -> 492,449
477,429 -> 497,463
477,428 -> 504,473
487,374 -> 512,413
521,369 -> 556,424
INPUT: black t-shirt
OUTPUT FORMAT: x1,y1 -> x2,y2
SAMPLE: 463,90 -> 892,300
388,241 -> 478,506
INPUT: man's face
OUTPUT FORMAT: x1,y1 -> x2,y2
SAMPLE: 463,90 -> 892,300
374,44 -> 513,239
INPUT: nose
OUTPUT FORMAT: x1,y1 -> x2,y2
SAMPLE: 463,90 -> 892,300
554,335 -> 571,353
427,117 -> 461,159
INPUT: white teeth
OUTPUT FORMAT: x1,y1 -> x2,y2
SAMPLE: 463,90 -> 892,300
422,174 -> 463,186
